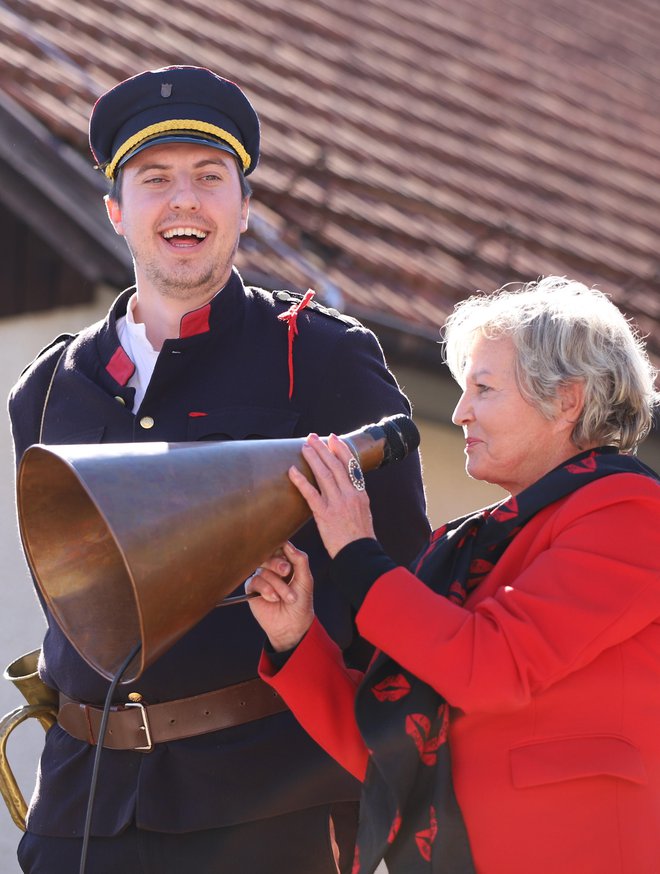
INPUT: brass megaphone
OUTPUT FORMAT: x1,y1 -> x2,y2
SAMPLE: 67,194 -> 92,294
0,649 -> 58,830
16,415 -> 419,685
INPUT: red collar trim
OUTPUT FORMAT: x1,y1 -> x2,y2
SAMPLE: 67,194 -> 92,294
180,304 -> 211,338
106,345 -> 135,385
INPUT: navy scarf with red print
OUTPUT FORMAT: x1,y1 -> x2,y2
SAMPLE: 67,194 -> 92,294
351,447 -> 659,874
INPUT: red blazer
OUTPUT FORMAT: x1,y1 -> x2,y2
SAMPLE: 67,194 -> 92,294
261,474 -> 660,874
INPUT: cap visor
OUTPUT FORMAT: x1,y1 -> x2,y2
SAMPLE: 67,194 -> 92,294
117,134 -> 240,170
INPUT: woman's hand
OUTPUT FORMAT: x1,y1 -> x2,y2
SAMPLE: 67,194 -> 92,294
289,433 -> 376,558
246,541 -> 314,652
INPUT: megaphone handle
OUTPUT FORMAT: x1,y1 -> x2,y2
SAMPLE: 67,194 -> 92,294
218,592 -> 260,607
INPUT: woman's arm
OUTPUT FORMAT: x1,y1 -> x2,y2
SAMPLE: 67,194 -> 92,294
258,616 -> 369,781
248,539 -> 370,780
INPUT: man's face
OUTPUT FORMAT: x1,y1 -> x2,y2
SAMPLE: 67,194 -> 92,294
105,142 -> 249,302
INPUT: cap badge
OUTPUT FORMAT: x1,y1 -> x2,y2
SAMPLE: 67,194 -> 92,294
160,83 -> 173,98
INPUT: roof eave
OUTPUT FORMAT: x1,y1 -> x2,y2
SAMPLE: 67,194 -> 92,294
0,89 -> 132,287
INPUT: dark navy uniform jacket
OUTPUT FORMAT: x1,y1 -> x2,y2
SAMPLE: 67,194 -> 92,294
8,268 -> 430,837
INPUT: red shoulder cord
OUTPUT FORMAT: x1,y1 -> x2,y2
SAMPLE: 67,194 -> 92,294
277,289 -> 316,399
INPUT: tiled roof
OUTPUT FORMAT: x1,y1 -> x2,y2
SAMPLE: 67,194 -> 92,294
1,0 -> 658,363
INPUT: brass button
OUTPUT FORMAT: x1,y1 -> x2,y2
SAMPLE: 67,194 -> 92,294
114,395 -> 126,406
139,416 -> 155,430
128,692 -> 143,703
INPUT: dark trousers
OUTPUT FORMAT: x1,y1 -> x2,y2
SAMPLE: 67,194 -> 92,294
18,803 -> 359,874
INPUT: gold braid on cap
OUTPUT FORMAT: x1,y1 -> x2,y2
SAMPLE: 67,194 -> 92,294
104,119 -> 252,179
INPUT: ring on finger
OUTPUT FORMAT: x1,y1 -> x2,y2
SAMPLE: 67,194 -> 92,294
347,457 -> 366,491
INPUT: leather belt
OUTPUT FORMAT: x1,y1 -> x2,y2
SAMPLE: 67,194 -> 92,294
57,678 -> 287,752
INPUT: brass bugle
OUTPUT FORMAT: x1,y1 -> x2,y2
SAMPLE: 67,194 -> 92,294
0,649 -> 58,830
16,414 -> 419,685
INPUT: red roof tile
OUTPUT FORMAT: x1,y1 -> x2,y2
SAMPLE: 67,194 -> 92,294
0,0 -> 658,367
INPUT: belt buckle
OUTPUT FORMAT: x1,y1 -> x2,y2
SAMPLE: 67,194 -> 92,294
125,701 -> 154,751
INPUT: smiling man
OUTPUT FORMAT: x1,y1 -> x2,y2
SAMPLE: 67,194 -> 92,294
8,66 -> 429,874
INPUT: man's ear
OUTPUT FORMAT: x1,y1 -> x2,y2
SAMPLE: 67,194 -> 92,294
240,196 -> 250,234
104,194 -> 124,236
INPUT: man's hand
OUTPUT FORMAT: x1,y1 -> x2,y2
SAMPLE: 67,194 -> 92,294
246,541 -> 315,652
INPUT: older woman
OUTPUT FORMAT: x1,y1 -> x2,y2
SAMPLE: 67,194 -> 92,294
247,277 -> 660,874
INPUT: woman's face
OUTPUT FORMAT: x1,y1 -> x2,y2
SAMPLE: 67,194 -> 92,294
452,334 -> 581,495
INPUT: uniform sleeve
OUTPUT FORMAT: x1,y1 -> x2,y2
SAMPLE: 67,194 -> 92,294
298,322 -> 430,568
355,476 -> 660,714
258,617 -> 369,781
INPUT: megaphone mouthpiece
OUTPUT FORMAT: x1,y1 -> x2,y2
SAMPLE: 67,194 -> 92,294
342,413 -> 420,469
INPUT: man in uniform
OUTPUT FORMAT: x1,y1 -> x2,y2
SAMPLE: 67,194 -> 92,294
9,65 -> 429,874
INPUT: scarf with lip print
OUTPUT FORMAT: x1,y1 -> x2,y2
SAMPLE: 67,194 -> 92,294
350,446 -> 659,874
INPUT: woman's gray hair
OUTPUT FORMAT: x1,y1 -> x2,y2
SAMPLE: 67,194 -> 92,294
442,276 -> 659,452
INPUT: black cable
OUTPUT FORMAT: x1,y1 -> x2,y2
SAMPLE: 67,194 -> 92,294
78,643 -> 142,874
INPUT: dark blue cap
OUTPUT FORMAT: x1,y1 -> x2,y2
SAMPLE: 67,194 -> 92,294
89,66 -> 260,180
